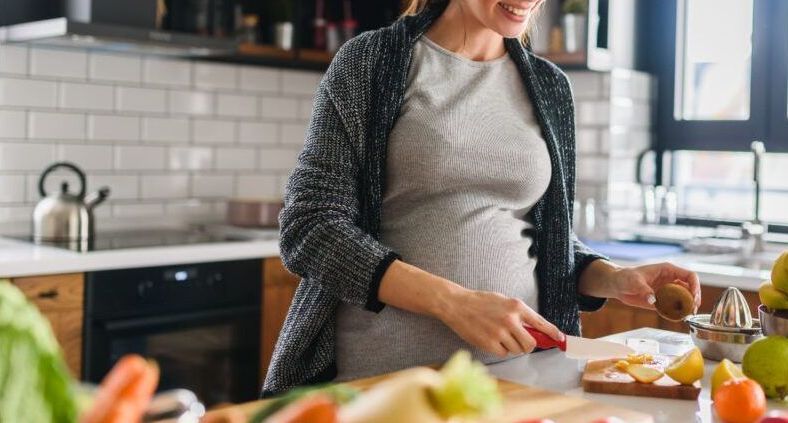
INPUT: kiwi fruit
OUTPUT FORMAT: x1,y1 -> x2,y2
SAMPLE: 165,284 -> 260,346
655,283 -> 695,321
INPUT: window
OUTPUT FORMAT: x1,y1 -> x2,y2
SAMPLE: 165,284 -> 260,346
653,0 -> 786,152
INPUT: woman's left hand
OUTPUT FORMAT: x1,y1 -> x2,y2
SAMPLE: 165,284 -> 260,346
608,262 -> 702,310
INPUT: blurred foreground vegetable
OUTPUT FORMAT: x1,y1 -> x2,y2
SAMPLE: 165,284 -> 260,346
0,280 -> 79,422
80,355 -> 159,423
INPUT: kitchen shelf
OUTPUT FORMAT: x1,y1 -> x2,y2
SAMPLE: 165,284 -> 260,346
206,43 -> 333,71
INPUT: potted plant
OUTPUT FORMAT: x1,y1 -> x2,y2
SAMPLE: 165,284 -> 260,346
561,0 -> 588,53
269,0 -> 294,50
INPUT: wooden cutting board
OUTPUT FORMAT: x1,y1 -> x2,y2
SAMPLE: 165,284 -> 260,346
582,354 -> 701,400
204,371 -> 653,423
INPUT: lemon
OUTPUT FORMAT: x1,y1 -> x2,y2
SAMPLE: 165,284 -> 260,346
665,347 -> 704,385
626,364 -> 664,384
711,359 -> 745,397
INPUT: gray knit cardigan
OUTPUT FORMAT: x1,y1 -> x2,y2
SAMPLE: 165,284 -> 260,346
263,2 -> 607,397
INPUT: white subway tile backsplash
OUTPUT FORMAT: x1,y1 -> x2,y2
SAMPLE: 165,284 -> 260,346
0,175 -> 26,202
192,174 -> 233,197
239,122 -> 277,144
236,174 -> 279,198
0,143 -> 56,170
257,148 -> 300,170
57,144 -> 113,170
113,202 -> 164,217
239,67 -> 279,93
280,123 -> 308,146
87,174 -> 138,200
566,71 -> 603,99
59,82 -> 114,111
298,99 -> 314,120
168,90 -> 213,115
577,101 -> 611,126
217,94 -> 257,117
260,97 -> 298,120
0,45 -> 324,224
0,45 -> 28,75
168,147 -> 213,170
0,110 -> 26,138
142,117 -> 189,143
141,174 -> 189,199
165,200 -> 216,217
575,129 -> 599,154
30,48 -> 88,79
0,78 -> 58,107
143,58 -> 192,86
216,148 -> 256,170
194,63 -> 237,90
89,53 -> 141,83
577,156 -> 609,183
192,119 -> 236,144
115,145 -> 166,170
29,112 -> 86,140
281,71 -> 321,96
88,115 -> 140,141
116,87 -> 166,113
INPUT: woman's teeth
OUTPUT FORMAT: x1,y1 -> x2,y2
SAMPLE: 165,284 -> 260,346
500,3 -> 528,16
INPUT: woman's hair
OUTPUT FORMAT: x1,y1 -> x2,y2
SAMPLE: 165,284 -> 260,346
402,0 -> 542,44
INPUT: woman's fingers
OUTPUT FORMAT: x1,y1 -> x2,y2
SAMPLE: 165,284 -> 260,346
499,332 -> 522,356
510,324 -> 537,354
521,307 -> 564,342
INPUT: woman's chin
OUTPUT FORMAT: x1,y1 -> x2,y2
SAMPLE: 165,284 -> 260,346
493,23 -> 528,39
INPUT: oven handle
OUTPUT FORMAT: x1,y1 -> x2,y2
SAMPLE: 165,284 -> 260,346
100,306 -> 260,332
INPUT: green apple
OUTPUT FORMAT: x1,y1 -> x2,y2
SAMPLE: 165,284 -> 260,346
771,251 -> 788,294
743,336 -> 788,401
760,281 -> 788,311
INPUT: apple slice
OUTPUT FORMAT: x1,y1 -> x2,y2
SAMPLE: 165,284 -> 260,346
626,364 -> 664,384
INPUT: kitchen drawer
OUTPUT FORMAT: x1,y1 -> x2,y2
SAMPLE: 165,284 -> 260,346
12,273 -> 84,311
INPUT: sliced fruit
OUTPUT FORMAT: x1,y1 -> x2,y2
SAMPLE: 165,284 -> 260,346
713,378 -> 766,423
771,251 -> 788,294
624,353 -> 654,364
711,359 -> 745,397
759,281 -> 788,311
665,348 -> 704,385
625,364 -> 664,384
655,283 -> 695,321
614,360 -> 630,372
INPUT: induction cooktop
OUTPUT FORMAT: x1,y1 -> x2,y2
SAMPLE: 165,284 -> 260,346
13,228 -> 258,253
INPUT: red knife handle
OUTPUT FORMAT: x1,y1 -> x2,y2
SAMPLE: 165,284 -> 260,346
525,327 -> 567,351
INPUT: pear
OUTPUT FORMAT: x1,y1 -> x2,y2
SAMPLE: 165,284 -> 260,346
759,281 -> 788,311
742,336 -> 788,401
771,251 -> 788,294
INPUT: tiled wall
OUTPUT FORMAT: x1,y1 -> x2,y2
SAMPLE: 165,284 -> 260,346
567,69 -> 656,238
0,44 -> 321,231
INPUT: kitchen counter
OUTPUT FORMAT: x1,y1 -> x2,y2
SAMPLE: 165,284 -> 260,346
0,235 -> 280,278
488,327 -> 787,422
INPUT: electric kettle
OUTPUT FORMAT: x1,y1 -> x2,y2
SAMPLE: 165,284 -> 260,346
33,162 -> 110,246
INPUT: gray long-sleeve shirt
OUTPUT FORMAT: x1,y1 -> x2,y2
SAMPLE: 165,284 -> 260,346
335,36 -> 552,380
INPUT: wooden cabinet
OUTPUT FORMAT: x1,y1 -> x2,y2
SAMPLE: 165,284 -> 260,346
11,273 -> 84,378
261,257 -> 300,383
580,285 -> 760,339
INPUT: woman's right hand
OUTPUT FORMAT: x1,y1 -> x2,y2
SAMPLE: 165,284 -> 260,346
438,289 -> 565,358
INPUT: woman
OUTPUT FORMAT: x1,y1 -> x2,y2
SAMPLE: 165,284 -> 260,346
263,0 -> 700,396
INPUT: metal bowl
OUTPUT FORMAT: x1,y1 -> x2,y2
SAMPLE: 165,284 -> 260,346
758,305 -> 788,336
686,314 -> 763,362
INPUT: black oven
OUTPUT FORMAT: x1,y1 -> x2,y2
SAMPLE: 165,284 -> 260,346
83,259 -> 261,406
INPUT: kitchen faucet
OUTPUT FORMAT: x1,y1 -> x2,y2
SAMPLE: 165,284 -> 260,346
741,141 -> 766,254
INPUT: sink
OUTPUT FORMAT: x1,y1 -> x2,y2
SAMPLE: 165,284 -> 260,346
690,251 -> 780,272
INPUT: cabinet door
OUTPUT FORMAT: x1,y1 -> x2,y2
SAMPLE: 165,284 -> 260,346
12,273 -> 84,378
261,258 -> 300,383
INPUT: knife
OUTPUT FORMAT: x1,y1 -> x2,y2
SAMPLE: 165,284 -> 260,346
525,327 -> 636,360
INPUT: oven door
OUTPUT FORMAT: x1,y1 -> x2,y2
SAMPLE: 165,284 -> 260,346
84,306 -> 261,406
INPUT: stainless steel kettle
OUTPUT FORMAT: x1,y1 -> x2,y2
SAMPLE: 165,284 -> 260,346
33,162 -> 110,246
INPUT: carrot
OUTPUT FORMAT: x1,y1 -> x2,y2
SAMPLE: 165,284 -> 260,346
80,355 -> 160,423
266,394 -> 339,423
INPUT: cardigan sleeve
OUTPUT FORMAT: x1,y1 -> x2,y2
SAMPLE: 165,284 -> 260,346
572,234 -> 609,312
277,80 -> 400,313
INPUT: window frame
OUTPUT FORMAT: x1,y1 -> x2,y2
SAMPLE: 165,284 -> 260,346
654,0 -> 785,153
769,0 -> 788,142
